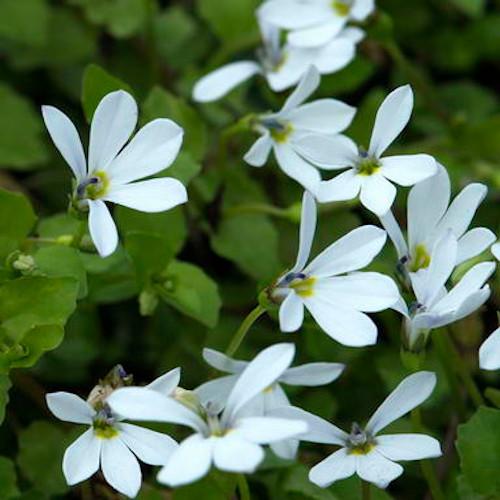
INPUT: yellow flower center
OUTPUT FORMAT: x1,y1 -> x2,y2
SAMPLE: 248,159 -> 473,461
93,420 -> 118,439
332,0 -> 351,16
410,244 -> 431,272
348,442 -> 376,455
357,157 -> 381,176
77,170 -> 110,200
289,276 -> 316,297
270,123 -> 294,144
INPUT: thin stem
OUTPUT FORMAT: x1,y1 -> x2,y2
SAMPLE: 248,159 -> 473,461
224,203 -> 290,219
225,305 -> 266,357
361,479 -> 371,500
237,474 -> 251,500
72,219 -> 87,249
411,408 -> 446,500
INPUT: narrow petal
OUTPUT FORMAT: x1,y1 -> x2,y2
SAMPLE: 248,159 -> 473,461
379,210 -> 408,260
356,450 -> 403,488
146,367 -> 181,396
101,437 -> 141,498
309,448 -> 356,488
365,371 -> 436,435
359,174 -> 397,216
305,225 -> 387,278
235,416 -> 307,443
104,178 -> 187,213
316,169 -> 362,202
294,134 -> 358,169
46,392 -> 95,424
279,362 -> 345,386
456,228 -> 496,265
288,21 -> 345,48
119,423 -> 177,466
157,434 -> 213,487
314,38 -> 355,74
222,343 -> 295,424
41,106 -> 87,181
263,384 -> 290,413
376,434 -> 442,461
267,47 -> 311,92
369,85 -> 413,158
193,61 -> 261,102
106,119 -> 183,184
63,429 -> 101,485
195,375 -> 238,408
279,291 -> 305,332
380,154 -> 437,186
88,90 -> 138,173
281,65 -> 321,114
202,349 -> 247,374
258,1 -> 327,30
291,190 -> 317,273
351,0 -> 375,20
271,439 -> 299,460
479,327 -> 500,371
88,199 -> 119,258
492,243 -> 500,260
213,436 -> 264,472
244,134 -> 273,167
339,26 -> 365,43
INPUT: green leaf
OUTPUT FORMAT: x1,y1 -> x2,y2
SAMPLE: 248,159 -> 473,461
37,214 -> 80,239
0,85 -> 48,170
173,471 -> 236,499
451,0 -> 485,18
0,0 -> 49,46
284,464 -> 338,500
167,152 -> 202,187
82,63 -> 133,122
0,457 -> 19,499
143,86 -> 207,161
457,406 -> 500,496
0,374 -> 11,424
158,260 -> 221,328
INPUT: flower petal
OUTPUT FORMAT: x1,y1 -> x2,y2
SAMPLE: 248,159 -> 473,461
365,371 -> 436,435
316,169 -> 362,202
258,1 -> 328,30
280,362 -> 345,386
292,190 -> 317,273
309,448 -> 356,487
479,327 -> 500,371
379,210 -> 408,260
279,291 -> 305,332
288,21 -> 345,48
314,38 -> 355,74
369,85 -> 413,158
88,90 -> 138,173
356,450 -> 403,488
119,423 -> 177,466
351,0 -> 375,20
305,225 -> 387,278
456,228 -> 496,265
41,106 -> 87,181
63,429 -> 101,485
244,134 -> 273,167
212,435 -> 264,472
202,348 -> 248,374
271,439 -> 299,460
195,375 -> 238,408
106,119 -> 183,184
46,392 -> 95,424
88,199 -> 119,258
380,154 -> 437,186
492,243 -> 500,260
281,65 -> 321,114
376,434 -> 442,461
104,178 -> 187,213
359,174 -> 397,216
236,416 -> 307,443
101,437 -> 141,498
146,367 -> 181,396
193,61 -> 261,102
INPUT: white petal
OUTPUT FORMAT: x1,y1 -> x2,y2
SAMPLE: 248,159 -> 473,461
365,371 -> 436,435
258,1 -> 327,30
279,291 -> 305,332
104,178 -> 187,213
63,429 -> 101,485
288,21 -> 345,48
157,434 -> 213,487
262,383 -> 290,412
274,143 -> 321,193
222,343 -> 295,424
236,416 -> 307,444
101,437 -> 141,498
193,61 -> 261,102
106,119 -> 183,184
479,327 -> 500,371
292,190 -> 317,272
351,0 -> 375,20
316,169 -> 362,202
314,272 -> 399,312
88,90 -> 138,173
267,48 -> 311,92
380,155 -> 437,186
359,174 -> 397,216
356,450 -> 403,488
280,362 -> 344,386
88,199 -> 119,258
119,423 -> 177,466
492,243 -> 500,260
314,38 -> 355,74
46,392 -> 95,424
107,387 -> 207,432
202,349 -> 247,374
376,434 -> 442,461
304,297 -> 378,347
244,134 -> 273,167
41,106 -> 87,181
339,26 -> 366,44
309,448 -> 356,487
305,225 -> 387,278
146,367 -> 181,396
271,439 -> 299,460
213,436 -> 263,472
369,85 -> 413,158
195,375 -> 238,408
281,66 -> 321,114
288,99 -> 356,135
456,228 -> 496,265
379,210 -> 408,260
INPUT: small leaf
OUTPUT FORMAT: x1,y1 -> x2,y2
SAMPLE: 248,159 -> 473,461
0,456 -> 19,499
0,0 -> 49,46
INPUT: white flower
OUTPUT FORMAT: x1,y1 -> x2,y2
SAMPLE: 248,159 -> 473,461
492,243 -> 500,260
46,368 -> 181,498
107,343 -> 308,487
296,85 -> 437,215
192,19 -> 355,102
380,165 -> 496,271
398,231 -> 495,349
42,90 -> 187,257
480,327 -> 500,371
271,191 -> 399,346
272,371 -> 441,489
259,0 -> 374,48
244,66 -> 356,193
195,347 -> 344,459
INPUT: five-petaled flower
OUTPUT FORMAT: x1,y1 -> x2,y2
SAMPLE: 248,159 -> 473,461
42,90 -> 187,257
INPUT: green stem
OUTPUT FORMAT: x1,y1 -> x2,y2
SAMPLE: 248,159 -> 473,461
225,305 -> 265,357
72,219 -> 87,249
237,474 -> 251,500
361,479 -> 371,500
224,203 -> 290,219
411,408 -> 446,500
